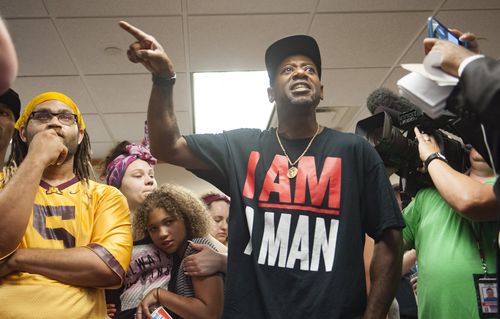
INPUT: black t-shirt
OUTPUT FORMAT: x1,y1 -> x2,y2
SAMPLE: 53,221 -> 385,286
185,127 -> 404,319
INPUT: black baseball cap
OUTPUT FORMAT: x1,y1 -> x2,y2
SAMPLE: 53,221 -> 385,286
0,88 -> 20,120
265,35 -> 322,84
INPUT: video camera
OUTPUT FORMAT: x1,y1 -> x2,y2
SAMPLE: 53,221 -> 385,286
355,88 -> 471,202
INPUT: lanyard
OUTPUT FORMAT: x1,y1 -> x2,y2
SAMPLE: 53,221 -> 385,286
469,222 -> 488,275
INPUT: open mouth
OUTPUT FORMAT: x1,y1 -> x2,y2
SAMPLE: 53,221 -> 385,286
290,81 -> 311,92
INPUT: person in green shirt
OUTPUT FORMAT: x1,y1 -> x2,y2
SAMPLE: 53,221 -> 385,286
403,127 -> 498,318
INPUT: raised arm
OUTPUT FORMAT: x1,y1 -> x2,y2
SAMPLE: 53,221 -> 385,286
0,18 -> 18,94
0,130 -> 68,259
119,21 -> 208,170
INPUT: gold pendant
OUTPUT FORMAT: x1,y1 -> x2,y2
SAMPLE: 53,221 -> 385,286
287,166 -> 298,179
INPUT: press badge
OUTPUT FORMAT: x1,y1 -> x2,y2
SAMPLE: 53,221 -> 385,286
474,274 -> 498,318
151,306 -> 174,319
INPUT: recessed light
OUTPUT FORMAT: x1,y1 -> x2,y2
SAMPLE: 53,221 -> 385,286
104,47 -> 122,56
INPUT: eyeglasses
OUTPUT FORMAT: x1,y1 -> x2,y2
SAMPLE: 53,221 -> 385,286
29,111 -> 78,126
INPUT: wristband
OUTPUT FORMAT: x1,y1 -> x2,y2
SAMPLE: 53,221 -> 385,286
424,152 -> 447,170
156,287 -> 160,303
152,73 -> 176,86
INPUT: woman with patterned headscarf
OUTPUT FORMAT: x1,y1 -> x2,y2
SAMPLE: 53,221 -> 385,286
103,137 -> 169,319
104,139 -> 158,239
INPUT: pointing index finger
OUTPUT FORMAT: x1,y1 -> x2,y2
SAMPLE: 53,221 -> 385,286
119,21 -> 150,41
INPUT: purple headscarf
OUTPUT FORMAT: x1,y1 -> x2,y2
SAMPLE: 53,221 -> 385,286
106,143 -> 157,189
106,123 -> 157,189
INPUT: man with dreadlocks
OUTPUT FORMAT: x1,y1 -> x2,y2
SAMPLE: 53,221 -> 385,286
0,92 -> 133,318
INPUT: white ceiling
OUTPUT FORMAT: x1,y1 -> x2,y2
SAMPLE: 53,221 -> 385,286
2,0 -> 500,161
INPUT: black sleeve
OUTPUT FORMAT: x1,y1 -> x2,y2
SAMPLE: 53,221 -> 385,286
184,133 -> 231,193
446,57 -> 500,172
184,129 -> 261,194
452,57 -> 500,128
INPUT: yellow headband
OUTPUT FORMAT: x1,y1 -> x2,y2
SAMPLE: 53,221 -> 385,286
15,92 -> 86,130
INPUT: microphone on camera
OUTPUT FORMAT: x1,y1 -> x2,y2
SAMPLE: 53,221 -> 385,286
366,88 -> 423,130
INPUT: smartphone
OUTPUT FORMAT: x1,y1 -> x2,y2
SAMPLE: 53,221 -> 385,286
427,17 -> 468,48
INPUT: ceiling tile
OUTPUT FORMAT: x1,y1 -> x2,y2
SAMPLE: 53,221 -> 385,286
85,73 -> 190,113
45,0 -> 181,17
311,12 -> 429,68
188,14 -> 309,71
0,0 -> 48,18
435,10 -> 500,58
188,0 -> 314,14
400,30 -> 428,64
102,110 -> 192,141
337,106 -> 362,132
318,0 -> 440,12
443,0 -> 500,9
83,114 -> 113,143
90,142 -> 119,162
103,113 -> 149,141
400,10 -> 500,62
320,68 -> 391,107
7,19 -> 78,76
380,67 -> 411,95
317,106 -> 350,130
56,17 -> 186,74
12,76 -> 97,113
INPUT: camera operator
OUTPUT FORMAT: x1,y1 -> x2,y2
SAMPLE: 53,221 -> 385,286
424,31 -> 500,206
414,127 -> 498,221
401,126 -> 498,318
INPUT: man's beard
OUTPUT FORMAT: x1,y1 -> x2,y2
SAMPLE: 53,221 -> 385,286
283,91 -> 321,110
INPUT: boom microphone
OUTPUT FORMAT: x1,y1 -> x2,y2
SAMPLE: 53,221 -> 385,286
366,88 -> 423,130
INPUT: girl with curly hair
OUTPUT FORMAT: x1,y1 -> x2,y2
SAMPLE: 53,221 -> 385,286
134,183 -> 224,319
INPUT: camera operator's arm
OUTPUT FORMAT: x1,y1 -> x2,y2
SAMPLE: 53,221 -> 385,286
414,127 -> 498,221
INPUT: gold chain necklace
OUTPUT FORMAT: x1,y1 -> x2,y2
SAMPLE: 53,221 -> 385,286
275,124 -> 321,178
